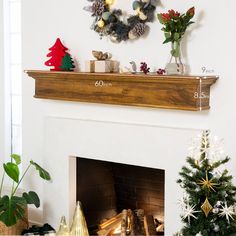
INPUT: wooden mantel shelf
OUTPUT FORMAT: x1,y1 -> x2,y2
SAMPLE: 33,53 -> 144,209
26,70 -> 218,111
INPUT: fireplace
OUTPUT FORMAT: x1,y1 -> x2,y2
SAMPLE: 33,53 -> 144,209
76,157 -> 165,235
41,117 -> 198,234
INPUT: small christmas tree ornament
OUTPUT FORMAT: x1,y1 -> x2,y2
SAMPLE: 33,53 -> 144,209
45,38 -> 69,71
60,53 -> 75,71
181,203 -> 199,224
140,62 -> 150,74
219,202 -> 235,223
201,197 -> 213,217
197,172 -> 219,192
70,201 -> 89,236
57,216 -> 70,236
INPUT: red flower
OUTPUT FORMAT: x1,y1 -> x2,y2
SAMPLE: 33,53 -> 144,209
161,13 -> 171,22
168,9 -> 180,18
187,7 -> 195,17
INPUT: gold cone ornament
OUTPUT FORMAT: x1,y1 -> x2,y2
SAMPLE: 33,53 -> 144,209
70,201 -> 89,236
57,216 -> 70,236
201,197 -> 213,217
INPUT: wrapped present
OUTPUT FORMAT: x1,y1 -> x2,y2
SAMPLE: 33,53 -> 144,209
85,60 -> 95,73
85,60 -> 119,73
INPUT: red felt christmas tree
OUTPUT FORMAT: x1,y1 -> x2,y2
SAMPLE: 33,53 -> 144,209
45,38 -> 69,71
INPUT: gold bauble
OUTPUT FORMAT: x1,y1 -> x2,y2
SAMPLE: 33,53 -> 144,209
97,19 -> 105,28
201,197 -> 213,217
105,0 -> 114,5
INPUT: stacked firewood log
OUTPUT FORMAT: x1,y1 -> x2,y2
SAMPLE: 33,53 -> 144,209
97,209 -> 163,236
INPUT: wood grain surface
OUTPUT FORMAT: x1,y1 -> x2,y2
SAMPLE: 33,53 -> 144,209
26,70 -> 218,111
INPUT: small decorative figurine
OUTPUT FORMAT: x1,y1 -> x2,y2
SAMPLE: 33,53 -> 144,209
130,61 -> 137,74
157,68 -> 166,75
57,216 -> 70,236
45,38 -> 70,71
140,62 -> 150,74
60,53 -> 75,71
44,38 -> 75,72
70,201 -> 89,236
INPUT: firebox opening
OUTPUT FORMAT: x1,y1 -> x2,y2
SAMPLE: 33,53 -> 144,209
76,157 -> 165,235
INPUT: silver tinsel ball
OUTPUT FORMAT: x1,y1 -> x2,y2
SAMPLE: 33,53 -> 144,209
213,224 -> 220,232
196,232 -> 203,236
212,208 -> 219,214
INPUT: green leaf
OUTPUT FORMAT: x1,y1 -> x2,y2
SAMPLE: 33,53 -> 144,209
0,196 -> 27,226
23,191 -> 40,208
11,196 -> 27,221
11,154 -> 21,165
157,14 -> 164,24
3,163 -> 20,183
30,161 -> 51,181
164,32 -> 171,39
163,37 -> 172,44
0,196 -> 16,226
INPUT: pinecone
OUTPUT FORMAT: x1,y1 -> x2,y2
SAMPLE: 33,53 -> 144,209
129,23 -> 146,39
92,0 -> 105,16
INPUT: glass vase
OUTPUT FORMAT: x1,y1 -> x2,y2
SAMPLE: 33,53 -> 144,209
70,201 -> 89,236
166,41 -> 184,75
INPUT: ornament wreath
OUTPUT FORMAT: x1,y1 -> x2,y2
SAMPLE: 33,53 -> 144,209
84,0 -> 157,42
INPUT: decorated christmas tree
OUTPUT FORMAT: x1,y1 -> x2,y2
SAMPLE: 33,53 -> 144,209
45,38 -> 68,71
177,130 -> 236,236
60,53 -> 75,71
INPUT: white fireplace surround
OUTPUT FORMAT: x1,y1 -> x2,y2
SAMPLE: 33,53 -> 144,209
42,116 -> 200,235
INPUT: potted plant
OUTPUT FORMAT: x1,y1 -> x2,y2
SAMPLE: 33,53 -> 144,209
0,154 -> 51,235
157,7 -> 195,75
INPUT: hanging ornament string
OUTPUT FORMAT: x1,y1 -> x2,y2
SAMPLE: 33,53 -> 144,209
84,0 -> 157,42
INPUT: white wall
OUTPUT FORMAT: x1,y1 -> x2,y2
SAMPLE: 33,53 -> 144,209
22,0 -> 236,230
0,0 -> 4,168
0,0 -> 11,165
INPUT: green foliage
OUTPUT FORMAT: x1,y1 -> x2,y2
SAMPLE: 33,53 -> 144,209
60,53 -> 75,71
0,154 -> 51,227
23,191 -> 40,208
157,7 -> 195,58
30,161 -> 51,181
177,131 -> 236,235
3,163 -> 20,183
